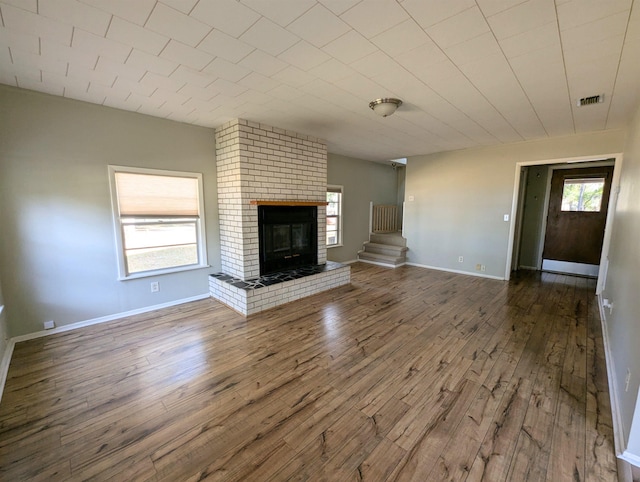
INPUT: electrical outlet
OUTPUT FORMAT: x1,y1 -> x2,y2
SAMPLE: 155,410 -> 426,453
481,265 -> 486,272
44,320 -> 55,330
625,369 -> 631,392
458,256 -> 464,263
150,281 -> 159,293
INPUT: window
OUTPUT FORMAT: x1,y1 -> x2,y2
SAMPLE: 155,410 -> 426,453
109,166 -> 208,279
561,177 -> 605,212
326,185 -> 343,247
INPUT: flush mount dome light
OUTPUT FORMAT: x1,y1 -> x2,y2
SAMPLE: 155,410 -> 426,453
369,98 -> 403,117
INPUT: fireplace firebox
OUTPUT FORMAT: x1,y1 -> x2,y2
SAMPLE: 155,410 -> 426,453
258,205 -> 317,275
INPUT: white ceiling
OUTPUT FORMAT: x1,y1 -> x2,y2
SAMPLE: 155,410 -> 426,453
1,0 -> 638,162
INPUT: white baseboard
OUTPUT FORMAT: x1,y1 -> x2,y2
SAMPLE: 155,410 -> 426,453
357,259 -> 406,269
12,293 -> 211,343
0,339 -> 15,403
1,293 -> 211,401
598,293 -> 628,459
337,259 -> 359,265
405,262 -> 505,281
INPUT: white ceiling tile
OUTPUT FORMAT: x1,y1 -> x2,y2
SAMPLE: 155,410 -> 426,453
39,0 -> 111,36
41,70 -> 90,92
197,29 -> 254,63
72,29 -> 131,63
145,2 -> 211,47
1,0 -> 37,13
240,0 -> 316,27
160,40 -> 214,71
10,48 -> 68,75
238,49 -> 288,76
371,19 -> 430,57
333,72 -> 386,101
267,84 -> 305,100
560,11 -> 629,49
102,94 -> 142,112
287,4 -> 351,48
0,71 -> 17,86
170,65 -> 214,88
112,75 -> 156,96
64,84 -> 108,103
96,56 -> 145,82
160,0 -> 199,15
339,0 -> 409,39
211,78 -> 247,97
203,57 -> 251,82
278,40 -> 330,71
396,42 -> 449,76
476,0 -> 527,17
563,35 -> 624,72
107,17 -> 169,56
427,6 -> 490,49
177,82 -> 219,101
271,65 -> 316,87
17,77 -> 65,96
351,50 -> 402,79
498,21 -> 560,59
318,0 -> 361,16
41,38 -> 99,69
240,17 -> 299,56
401,0 -> 476,29
190,0 -> 260,37
444,31 -> 501,65
309,58 -> 355,82
67,62 -> 116,87
237,72 -> 280,92
487,0 -> 556,40
140,71 -> 186,92
78,0 -> 156,26
322,30 -> 377,64
126,48 -> 178,76
0,26 -> 39,54
1,2 -> 72,45
557,0 -> 631,30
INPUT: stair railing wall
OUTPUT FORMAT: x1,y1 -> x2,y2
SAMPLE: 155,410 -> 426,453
372,204 -> 400,233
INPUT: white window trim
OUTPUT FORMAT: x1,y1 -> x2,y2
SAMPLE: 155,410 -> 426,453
327,185 -> 343,248
108,165 -> 209,280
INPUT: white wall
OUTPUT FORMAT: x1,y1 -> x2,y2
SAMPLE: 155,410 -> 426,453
327,154 -> 398,262
602,103 -> 640,457
404,129 -> 626,278
0,85 -> 220,337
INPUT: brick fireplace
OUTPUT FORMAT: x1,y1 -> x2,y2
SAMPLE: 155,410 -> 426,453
209,119 -> 350,315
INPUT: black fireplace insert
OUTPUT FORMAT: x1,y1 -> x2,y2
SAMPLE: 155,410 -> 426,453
258,205 -> 317,275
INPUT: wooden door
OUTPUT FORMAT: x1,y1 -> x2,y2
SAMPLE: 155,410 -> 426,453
542,166 -> 613,265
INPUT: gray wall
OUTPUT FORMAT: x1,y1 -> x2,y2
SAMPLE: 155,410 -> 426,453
603,103 -> 640,453
327,154 -> 397,262
518,165 -> 549,269
0,279 -> 7,367
404,130 -> 625,278
0,85 -> 220,337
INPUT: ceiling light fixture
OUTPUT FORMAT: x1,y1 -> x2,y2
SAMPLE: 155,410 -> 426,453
369,98 -> 403,117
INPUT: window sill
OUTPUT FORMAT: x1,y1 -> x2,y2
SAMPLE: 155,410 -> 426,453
118,263 -> 211,281
327,244 -> 343,249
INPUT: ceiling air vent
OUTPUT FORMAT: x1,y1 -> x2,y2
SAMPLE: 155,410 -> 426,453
577,94 -> 604,107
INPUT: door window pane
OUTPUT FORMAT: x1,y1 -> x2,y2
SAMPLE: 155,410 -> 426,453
561,178 -> 605,212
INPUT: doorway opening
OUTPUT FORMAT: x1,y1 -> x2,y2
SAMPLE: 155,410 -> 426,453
506,155 -> 621,293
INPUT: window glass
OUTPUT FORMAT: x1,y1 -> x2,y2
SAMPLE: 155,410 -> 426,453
110,166 -> 207,279
561,178 -> 605,212
326,186 -> 342,247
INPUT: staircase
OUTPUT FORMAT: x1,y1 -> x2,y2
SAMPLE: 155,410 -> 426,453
358,232 -> 408,267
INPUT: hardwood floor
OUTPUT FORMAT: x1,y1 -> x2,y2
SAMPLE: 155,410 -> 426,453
0,263 -> 618,481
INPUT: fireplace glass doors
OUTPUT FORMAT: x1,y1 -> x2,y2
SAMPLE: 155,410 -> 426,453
258,206 -> 317,275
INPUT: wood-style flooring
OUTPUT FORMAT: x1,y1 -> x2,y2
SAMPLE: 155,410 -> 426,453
0,263 -> 618,481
